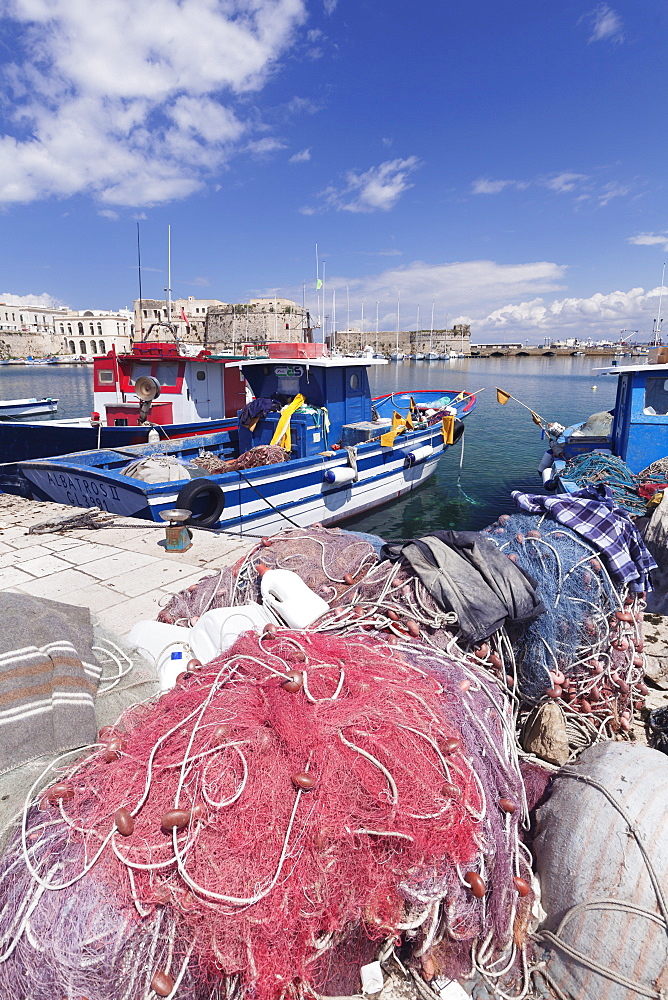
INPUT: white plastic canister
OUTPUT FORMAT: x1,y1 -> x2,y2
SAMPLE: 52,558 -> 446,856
260,567 -> 329,628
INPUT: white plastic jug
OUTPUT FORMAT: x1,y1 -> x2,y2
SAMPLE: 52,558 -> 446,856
126,620 -> 192,694
190,603 -> 275,663
260,567 -> 329,628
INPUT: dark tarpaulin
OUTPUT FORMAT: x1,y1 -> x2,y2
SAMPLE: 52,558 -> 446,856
381,530 -> 545,644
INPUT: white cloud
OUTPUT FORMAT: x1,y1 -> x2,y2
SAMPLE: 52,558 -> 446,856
0,0 -> 307,206
629,232 -> 668,250
323,0 -> 337,13
98,209 -> 119,221
246,137 -> 287,158
312,156 -> 421,214
586,4 -> 625,44
283,257 -> 667,341
543,172 -> 588,193
472,178 -> 518,195
472,169 -> 633,206
0,292 -> 65,308
289,148 -> 311,163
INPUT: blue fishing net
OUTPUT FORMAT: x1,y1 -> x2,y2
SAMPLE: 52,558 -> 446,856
561,452 -> 645,514
481,513 -> 619,703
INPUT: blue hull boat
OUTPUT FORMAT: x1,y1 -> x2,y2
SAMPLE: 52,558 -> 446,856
18,356 -> 476,535
540,362 -> 668,489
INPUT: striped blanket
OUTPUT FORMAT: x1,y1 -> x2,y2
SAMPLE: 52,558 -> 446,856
0,594 -> 101,774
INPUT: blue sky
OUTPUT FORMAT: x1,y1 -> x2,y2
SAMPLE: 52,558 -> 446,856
0,0 -> 667,343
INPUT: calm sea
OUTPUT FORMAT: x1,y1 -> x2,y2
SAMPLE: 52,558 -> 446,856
0,356 -> 618,535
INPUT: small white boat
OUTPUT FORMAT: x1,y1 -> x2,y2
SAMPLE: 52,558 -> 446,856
0,397 -> 58,418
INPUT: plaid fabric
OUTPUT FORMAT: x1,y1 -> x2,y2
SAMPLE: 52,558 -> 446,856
511,483 -> 657,593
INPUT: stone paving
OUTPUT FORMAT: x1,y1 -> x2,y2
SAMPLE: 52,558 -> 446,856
0,494 -> 256,636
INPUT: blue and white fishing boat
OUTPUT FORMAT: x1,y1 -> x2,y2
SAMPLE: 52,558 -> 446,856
0,396 -> 58,418
17,352 -> 476,535
540,359 -> 668,488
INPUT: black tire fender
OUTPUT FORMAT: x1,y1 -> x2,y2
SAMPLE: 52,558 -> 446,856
452,419 -> 465,444
176,477 -> 225,528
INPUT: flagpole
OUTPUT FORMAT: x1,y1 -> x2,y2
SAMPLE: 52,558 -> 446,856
495,387 -> 547,423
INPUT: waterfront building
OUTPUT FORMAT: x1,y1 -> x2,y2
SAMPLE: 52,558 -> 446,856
133,296 -> 308,354
59,309 -> 134,356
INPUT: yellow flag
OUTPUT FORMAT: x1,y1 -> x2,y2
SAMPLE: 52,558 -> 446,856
496,388 -> 511,406
442,414 -> 455,445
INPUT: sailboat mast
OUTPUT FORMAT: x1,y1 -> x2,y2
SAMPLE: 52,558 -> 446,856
167,224 -> 172,324
655,262 -> 666,345
375,301 -> 379,355
430,295 -> 434,354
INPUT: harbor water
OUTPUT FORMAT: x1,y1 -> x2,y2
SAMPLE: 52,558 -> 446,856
0,356 -> 618,536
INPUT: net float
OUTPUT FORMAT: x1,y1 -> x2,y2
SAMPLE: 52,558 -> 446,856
594,660 -> 605,674
613,638 -> 629,652
499,514 -> 511,524
161,809 -> 191,831
103,738 -> 124,762
633,654 -> 644,667
494,527 -> 506,534
617,678 -> 630,694
489,652 -> 502,669
175,671 -> 187,685
443,737 -> 461,754
620,717 -> 631,731
464,872 -> 486,897
546,685 -> 562,699
421,956 -> 436,981
624,594 -> 634,606
499,797 -> 516,814
582,571 -> 592,586
590,683 -> 602,702
260,537 -> 272,547
590,558 -> 601,572
353,606 -> 366,618
634,699 -> 644,711
281,670 -> 303,693
192,803 -> 205,821
98,726 -> 115,741
515,532 -> 525,543
458,678 -> 471,692
526,530 -> 541,538
114,807 -> 134,837
505,674 -> 515,687
263,623 -> 278,636
635,641 -> 645,652
615,610 -> 634,622
474,643 -> 489,659
513,876 -> 531,897
212,724 -> 231,744
441,781 -> 461,799
186,658 -> 201,671
638,682 -> 649,695
549,669 -> 565,686
507,553 -> 518,563
292,772 -> 317,791
47,782 -> 74,803
579,698 -> 592,715
387,634 -> 398,645
387,609 -> 399,621
343,573 -> 354,586
151,971 -> 175,997
406,620 -> 420,637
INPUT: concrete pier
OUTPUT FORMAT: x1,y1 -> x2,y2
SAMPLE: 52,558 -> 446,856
0,494 -> 256,637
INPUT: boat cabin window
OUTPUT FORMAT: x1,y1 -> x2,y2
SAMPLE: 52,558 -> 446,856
196,370 -> 206,381
98,369 -> 114,384
276,375 -> 300,397
349,373 -> 360,390
643,377 -> 668,416
155,363 -> 179,387
129,363 -> 153,384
